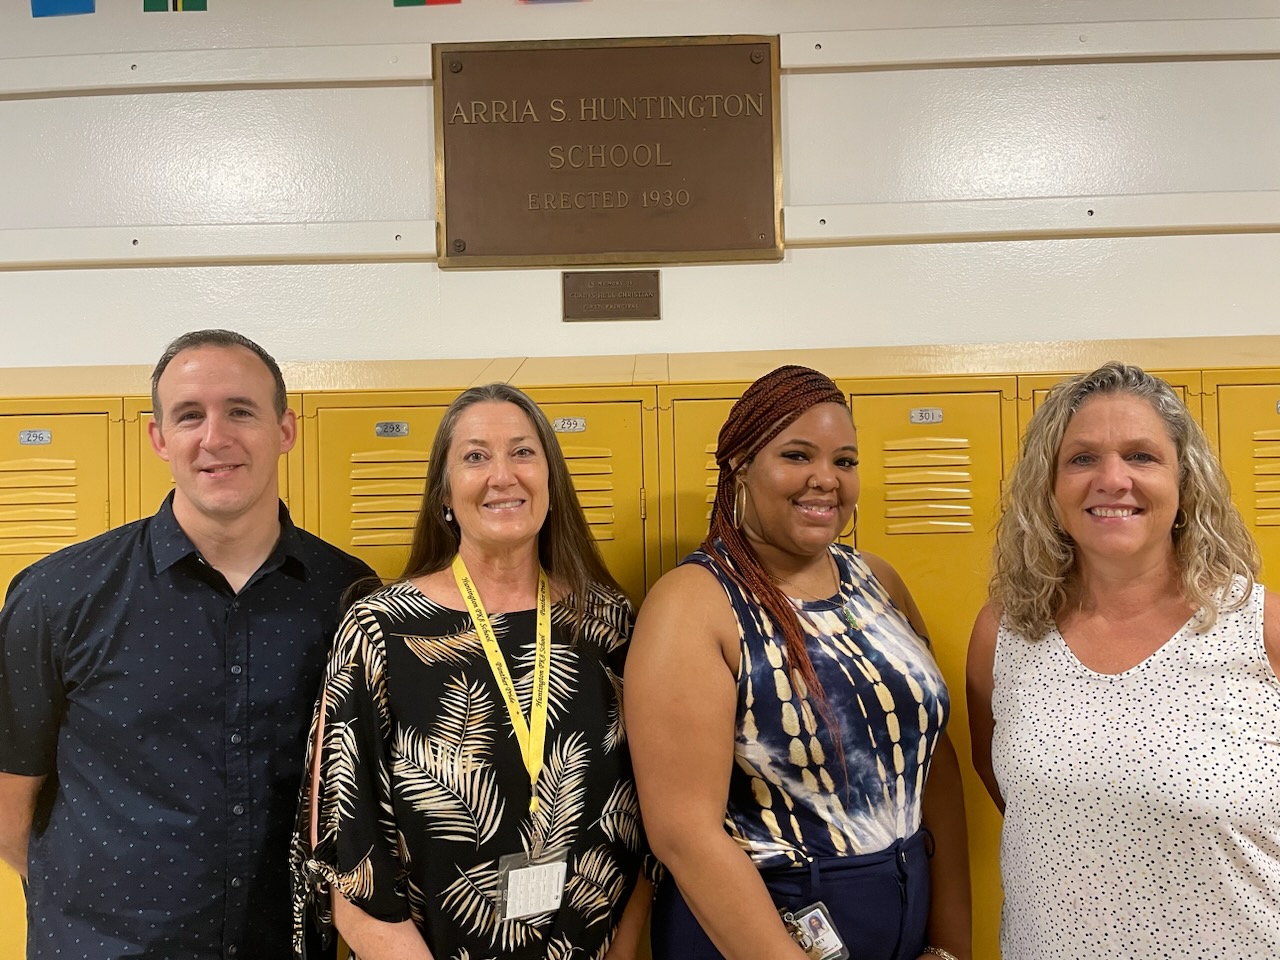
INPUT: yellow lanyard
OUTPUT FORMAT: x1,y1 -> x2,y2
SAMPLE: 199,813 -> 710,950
451,554 -> 551,814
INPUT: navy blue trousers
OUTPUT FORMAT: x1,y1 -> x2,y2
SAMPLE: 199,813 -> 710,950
651,831 -> 930,960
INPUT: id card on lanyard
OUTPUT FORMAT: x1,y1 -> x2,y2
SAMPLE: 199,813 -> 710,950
451,555 -> 564,921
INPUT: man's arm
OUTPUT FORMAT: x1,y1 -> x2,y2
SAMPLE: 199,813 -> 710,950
0,772 -> 45,878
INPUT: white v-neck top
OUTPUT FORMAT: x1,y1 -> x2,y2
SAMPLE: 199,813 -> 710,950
992,577 -> 1280,958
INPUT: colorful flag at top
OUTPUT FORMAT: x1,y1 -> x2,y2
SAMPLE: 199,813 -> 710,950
144,0 -> 207,10
31,0 -> 95,16
394,0 -> 462,7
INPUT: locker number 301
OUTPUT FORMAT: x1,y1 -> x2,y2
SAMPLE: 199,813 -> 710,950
908,408 -> 944,425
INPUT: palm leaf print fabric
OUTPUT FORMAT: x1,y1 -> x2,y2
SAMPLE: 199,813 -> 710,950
688,543 -> 950,866
291,580 -> 647,959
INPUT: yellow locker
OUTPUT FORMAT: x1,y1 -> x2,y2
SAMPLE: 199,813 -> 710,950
659,391 -> 736,572
1203,373 -> 1280,581
1016,370 -> 1202,435
123,394 -> 303,523
303,393 -> 455,581
0,397 -> 125,958
846,377 -> 1018,960
303,389 -> 655,603
0,399 -> 124,596
522,387 -> 656,605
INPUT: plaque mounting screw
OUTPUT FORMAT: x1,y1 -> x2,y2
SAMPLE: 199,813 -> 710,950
452,239 -> 467,253
750,50 -> 764,64
449,60 -> 463,73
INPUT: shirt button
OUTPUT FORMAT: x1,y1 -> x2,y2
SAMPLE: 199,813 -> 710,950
233,804 -> 245,816
230,733 -> 243,745
230,876 -> 243,888
230,664 -> 243,675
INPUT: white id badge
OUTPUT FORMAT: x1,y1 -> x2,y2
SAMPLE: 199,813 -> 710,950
495,848 -> 569,921
783,901 -> 849,960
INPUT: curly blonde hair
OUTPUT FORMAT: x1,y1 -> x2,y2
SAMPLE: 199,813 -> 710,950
991,362 -> 1258,637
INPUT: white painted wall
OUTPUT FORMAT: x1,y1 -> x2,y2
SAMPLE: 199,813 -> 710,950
1,0 -> 1278,368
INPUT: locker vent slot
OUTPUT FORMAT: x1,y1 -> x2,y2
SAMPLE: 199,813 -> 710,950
703,442 -> 718,521
345,445 -> 620,545
1251,429 -> 1280,526
348,449 -> 430,547
879,438 -> 975,535
562,444 -> 617,542
0,457 -> 83,553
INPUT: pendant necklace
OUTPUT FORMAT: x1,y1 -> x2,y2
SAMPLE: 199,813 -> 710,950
773,551 -> 864,631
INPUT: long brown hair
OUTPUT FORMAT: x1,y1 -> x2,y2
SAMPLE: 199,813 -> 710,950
703,365 -> 850,719
401,383 -> 623,630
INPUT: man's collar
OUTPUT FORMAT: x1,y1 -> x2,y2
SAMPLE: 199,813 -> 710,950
149,493 -> 306,580
149,493 -> 198,574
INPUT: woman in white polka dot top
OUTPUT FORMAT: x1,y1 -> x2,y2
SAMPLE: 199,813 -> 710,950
968,362 -> 1280,959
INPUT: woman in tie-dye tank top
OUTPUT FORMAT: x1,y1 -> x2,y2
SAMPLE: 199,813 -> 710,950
627,366 -> 971,960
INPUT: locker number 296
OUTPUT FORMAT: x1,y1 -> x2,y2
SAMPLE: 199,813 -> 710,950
908,408 -> 944,425
19,429 -> 53,445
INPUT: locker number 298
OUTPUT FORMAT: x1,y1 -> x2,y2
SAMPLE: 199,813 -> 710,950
374,421 -> 410,438
908,408 -> 944,425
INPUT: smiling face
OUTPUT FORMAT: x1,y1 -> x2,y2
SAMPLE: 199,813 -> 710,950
148,344 -> 295,531
738,402 -> 859,564
445,401 -> 551,559
1053,392 -> 1181,571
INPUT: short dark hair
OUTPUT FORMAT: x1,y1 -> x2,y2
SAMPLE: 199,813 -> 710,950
151,329 -> 287,425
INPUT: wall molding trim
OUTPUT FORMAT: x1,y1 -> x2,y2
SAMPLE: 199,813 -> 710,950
0,220 -> 437,270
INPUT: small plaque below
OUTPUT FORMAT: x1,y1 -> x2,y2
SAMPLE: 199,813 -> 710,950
562,270 -> 660,322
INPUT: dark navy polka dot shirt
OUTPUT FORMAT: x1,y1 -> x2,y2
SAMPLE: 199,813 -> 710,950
0,494 -> 373,960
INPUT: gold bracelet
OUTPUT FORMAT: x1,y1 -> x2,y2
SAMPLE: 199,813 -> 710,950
922,948 -> 959,960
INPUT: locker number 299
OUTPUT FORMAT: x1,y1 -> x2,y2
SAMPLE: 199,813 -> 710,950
908,408 -> 944,425
553,417 -> 587,433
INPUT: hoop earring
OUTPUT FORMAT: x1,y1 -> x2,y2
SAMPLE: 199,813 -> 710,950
839,504 -> 858,540
1173,508 -> 1188,531
732,480 -> 747,529
444,506 -> 453,523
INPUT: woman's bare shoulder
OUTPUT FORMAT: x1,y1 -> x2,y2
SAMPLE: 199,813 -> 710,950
644,560 -> 727,604
633,561 -> 738,661
971,602 -> 1002,642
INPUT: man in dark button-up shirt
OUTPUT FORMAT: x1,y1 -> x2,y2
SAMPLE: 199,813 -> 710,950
0,330 -> 373,959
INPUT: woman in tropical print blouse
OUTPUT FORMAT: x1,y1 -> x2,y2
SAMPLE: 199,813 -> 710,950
292,383 -> 652,960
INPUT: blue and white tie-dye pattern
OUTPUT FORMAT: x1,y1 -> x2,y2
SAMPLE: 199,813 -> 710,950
685,542 -> 950,867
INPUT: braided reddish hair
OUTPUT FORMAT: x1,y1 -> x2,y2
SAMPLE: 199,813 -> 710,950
703,365 -> 849,729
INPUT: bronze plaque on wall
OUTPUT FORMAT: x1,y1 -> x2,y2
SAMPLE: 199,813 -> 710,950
433,36 -> 781,268
562,270 -> 661,321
